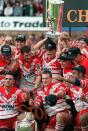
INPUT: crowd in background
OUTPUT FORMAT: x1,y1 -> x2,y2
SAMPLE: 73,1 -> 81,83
0,0 -> 43,16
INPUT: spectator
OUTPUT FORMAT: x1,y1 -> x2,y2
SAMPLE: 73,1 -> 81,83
13,1 -> 23,16
23,0 -> 36,16
0,0 -> 4,16
34,1 -> 43,16
1,0 -> 43,17
4,2 -> 13,16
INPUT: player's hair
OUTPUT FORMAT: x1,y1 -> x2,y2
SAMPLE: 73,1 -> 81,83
42,69 -> 52,78
4,71 -> 15,78
20,45 -> 31,54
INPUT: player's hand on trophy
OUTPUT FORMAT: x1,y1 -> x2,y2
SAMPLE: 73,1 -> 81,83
29,99 -> 34,106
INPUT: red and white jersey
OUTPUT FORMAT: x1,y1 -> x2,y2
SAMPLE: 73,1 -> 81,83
0,55 -> 11,72
0,76 -> 4,86
0,55 -> 12,85
67,39 -> 82,48
79,79 -> 88,95
34,83 -> 70,117
63,67 -> 73,79
75,56 -> 88,78
81,47 -> 88,59
0,86 -> 26,119
14,48 -> 20,55
17,54 -> 42,89
38,49 -> 62,82
10,46 -> 20,58
67,79 -> 88,112
62,68 -> 73,88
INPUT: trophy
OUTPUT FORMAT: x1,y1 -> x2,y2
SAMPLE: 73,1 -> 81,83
46,0 -> 64,38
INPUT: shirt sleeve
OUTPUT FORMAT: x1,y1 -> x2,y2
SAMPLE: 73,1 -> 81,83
79,79 -> 88,89
34,91 -> 43,106
37,49 -> 46,58
16,89 -> 27,104
34,58 -> 42,76
51,83 -> 66,96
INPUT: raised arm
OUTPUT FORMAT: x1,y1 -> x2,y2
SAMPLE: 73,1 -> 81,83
33,38 -> 47,50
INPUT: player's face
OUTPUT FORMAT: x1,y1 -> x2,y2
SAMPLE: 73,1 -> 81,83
15,41 -> 25,49
4,75 -> 14,87
42,74 -> 52,87
72,70 -> 79,79
23,52 -> 31,62
60,60 -> 71,68
73,54 -> 81,63
46,50 -> 56,59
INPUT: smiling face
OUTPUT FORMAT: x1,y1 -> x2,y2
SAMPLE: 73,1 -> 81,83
72,70 -> 79,79
46,49 -> 56,59
15,41 -> 25,49
42,73 -> 52,87
74,55 -> 81,63
72,70 -> 83,79
22,52 -> 31,62
4,74 -> 14,88
60,59 -> 72,69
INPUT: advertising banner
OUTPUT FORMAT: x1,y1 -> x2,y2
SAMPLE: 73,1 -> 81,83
0,17 -> 49,31
63,0 -> 88,27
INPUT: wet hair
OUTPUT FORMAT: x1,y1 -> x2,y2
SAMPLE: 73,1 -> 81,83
4,71 -> 15,78
72,65 -> 86,77
20,45 -> 31,54
42,69 -> 52,78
